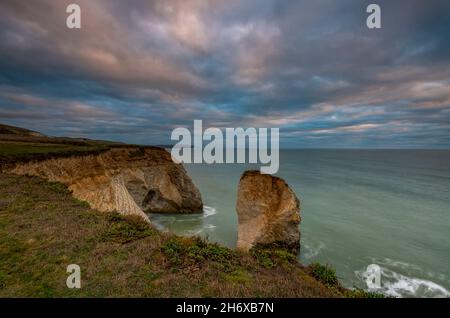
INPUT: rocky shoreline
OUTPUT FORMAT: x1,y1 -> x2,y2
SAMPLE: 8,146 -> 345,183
5,140 -> 300,252
6,145 -> 302,251
0,124 -> 380,298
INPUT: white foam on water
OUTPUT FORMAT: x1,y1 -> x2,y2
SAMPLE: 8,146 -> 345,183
151,221 -> 166,231
376,257 -> 422,272
204,224 -> 217,230
203,206 -> 217,218
187,228 -> 203,236
148,206 -> 218,237
302,242 -> 325,260
356,262 -> 450,298
186,224 -> 216,236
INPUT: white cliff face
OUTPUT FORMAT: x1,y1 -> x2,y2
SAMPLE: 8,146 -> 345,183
236,170 -> 301,251
8,147 -> 203,222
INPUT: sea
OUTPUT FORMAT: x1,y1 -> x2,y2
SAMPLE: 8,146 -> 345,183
149,149 -> 450,298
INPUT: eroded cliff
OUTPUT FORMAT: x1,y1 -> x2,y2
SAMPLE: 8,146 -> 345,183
236,170 -> 301,251
6,147 -> 203,222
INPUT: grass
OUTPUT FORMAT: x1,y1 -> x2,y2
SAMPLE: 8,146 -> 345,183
0,141 -> 98,156
344,288 -> 385,298
101,214 -> 156,244
307,263 -> 385,298
0,135 -> 166,171
0,125 -> 135,169
161,237 -> 235,271
0,173 -> 349,297
309,263 -> 339,287
0,138 -> 164,171
0,127 -> 385,298
0,140 -> 111,168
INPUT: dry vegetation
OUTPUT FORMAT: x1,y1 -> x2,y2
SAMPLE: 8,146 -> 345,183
0,126 -> 115,168
0,124 -> 141,169
0,173 -> 345,297
0,123 -> 381,297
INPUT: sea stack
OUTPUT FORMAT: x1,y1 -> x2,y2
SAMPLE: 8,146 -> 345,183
236,170 -> 301,251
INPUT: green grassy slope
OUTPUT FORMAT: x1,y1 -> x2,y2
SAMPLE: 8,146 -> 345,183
0,124 -> 380,297
0,123 -> 127,168
0,173 -> 344,297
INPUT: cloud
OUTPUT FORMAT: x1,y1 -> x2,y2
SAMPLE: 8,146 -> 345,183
0,0 -> 449,147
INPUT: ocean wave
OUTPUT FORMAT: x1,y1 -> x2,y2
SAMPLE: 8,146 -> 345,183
204,224 -> 217,230
355,262 -> 450,298
301,242 -> 325,260
186,228 -> 203,236
185,226 -> 216,236
375,257 -> 423,272
151,221 -> 166,231
203,206 -> 217,218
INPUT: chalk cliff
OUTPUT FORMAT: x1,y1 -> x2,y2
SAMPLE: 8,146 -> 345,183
7,147 -> 203,222
236,170 -> 301,251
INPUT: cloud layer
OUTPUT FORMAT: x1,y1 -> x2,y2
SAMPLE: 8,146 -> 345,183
0,0 -> 449,147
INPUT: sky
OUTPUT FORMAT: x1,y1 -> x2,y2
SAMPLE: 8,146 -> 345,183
0,0 -> 449,148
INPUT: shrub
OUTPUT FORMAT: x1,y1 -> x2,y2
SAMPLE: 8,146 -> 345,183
223,269 -> 252,284
251,249 -> 275,269
345,288 -> 385,298
46,181 -> 70,195
251,248 -> 297,269
74,198 -> 90,208
161,238 -> 184,264
101,213 -> 154,244
161,236 -> 235,269
272,249 -> 297,263
310,263 -> 339,287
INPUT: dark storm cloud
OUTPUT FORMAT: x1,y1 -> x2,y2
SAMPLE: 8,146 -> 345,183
0,0 -> 449,147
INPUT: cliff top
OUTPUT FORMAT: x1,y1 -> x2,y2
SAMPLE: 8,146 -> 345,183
0,123 -> 45,137
0,123 -> 161,169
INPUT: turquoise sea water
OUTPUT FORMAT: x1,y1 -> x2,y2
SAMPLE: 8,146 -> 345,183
149,150 -> 450,298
